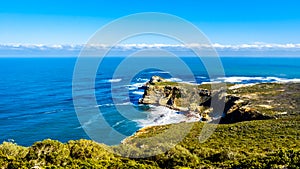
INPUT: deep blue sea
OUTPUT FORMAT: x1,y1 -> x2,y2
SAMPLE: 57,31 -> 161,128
0,57 -> 300,146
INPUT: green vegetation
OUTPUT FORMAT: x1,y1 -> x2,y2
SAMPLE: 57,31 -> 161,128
1,115 -> 299,168
154,81 -> 233,90
155,81 -> 179,86
1,82 -> 299,168
228,83 -> 300,117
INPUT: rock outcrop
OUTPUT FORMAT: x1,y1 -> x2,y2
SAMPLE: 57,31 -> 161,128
138,76 -> 273,123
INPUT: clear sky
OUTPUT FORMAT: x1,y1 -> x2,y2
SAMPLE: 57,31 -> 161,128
0,0 -> 300,56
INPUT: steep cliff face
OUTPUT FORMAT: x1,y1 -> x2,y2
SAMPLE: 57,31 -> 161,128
139,76 -> 211,113
138,76 -> 275,123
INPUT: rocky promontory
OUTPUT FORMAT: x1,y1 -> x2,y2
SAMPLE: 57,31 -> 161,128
138,76 -> 300,123
1,77 -> 299,168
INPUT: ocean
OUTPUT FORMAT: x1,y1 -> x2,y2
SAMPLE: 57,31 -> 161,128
0,57 -> 299,146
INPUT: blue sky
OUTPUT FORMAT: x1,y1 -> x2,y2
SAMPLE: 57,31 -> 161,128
1,0 -> 300,56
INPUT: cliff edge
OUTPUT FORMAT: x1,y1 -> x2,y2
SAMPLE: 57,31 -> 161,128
138,76 -> 299,123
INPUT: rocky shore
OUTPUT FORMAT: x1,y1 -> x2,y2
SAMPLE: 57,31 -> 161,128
138,76 -> 300,124
1,76 -> 299,168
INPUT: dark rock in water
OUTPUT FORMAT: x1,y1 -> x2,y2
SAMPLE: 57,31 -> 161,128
138,85 -> 148,90
154,114 -> 165,122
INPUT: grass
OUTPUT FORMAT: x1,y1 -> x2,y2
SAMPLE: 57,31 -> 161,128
0,115 -> 299,168
226,83 -> 300,117
123,115 -> 300,168
155,81 -> 234,91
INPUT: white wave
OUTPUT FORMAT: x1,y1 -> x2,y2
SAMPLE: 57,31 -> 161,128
196,76 -> 207,79
216,76 -> 300,83
95,102 -> 133,107
76,114 -> 100,129
135,106 -> 200,127
201,81 -> 222,84
132,91 -> 144,95
126,82 -> 146,90
44,109 -> 64,114
118,102 -> 134,106
107,78 -> 122,83
148,71 -> 170,74
166,77 -> 183,82
135,78 -> 149,82
166,77 -> 198,85
275,78 -> 300,83
228,84 -> 256,90
111,119 -> 126,128
7,139 -> 15,143
216,76 -> 265,83
94,103 -> 113,107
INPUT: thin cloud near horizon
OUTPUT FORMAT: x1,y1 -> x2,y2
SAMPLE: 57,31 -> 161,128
1,42 -> 300,57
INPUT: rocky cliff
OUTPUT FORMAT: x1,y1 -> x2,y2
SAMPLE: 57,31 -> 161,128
138,76 -> 299,123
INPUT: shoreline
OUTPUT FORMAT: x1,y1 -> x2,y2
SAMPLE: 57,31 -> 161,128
2,81 -> 299,147
6,81 -> 300,146
123,80 -> 300,144
0,81 -> 299,168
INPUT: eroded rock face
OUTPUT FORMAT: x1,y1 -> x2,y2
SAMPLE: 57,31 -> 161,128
139,76 -> 272,124
220,106 -> 271,124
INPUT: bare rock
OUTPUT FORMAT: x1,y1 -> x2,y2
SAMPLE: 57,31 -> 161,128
139,76 -> 273,124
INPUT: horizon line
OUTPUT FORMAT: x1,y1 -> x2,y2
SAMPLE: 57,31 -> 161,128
1,42 -> 300,57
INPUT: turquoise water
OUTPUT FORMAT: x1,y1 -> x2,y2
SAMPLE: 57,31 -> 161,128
0,57 -> 299,146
